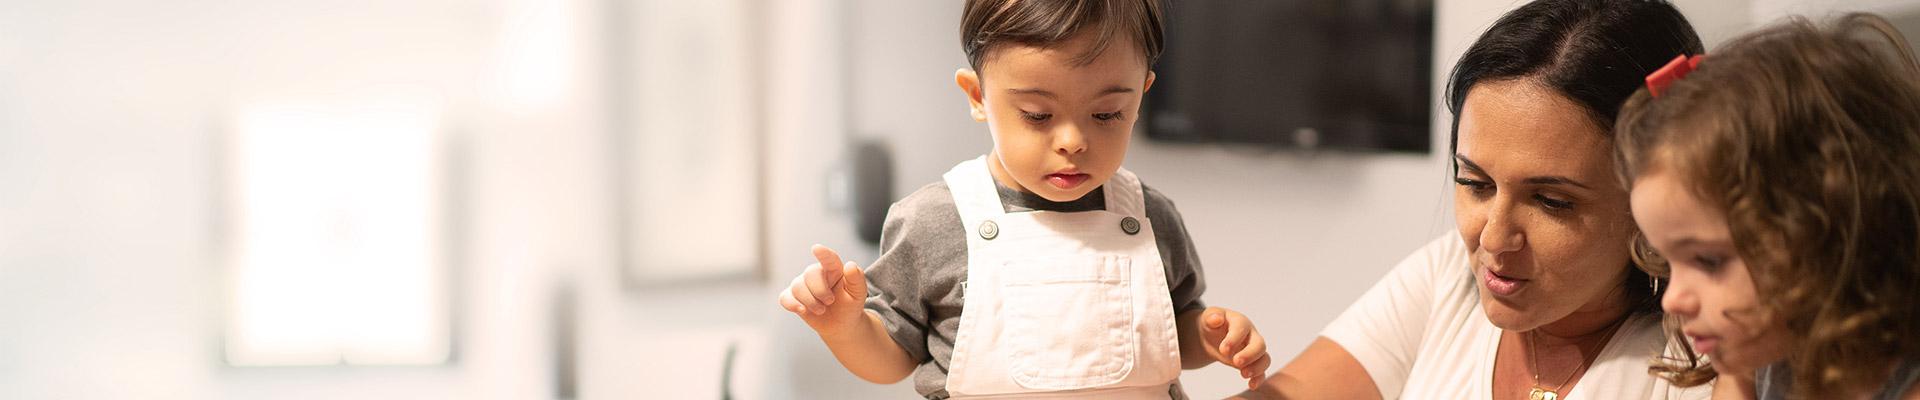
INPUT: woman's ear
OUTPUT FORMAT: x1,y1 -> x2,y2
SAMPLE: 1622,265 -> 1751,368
956,68 -> 987,122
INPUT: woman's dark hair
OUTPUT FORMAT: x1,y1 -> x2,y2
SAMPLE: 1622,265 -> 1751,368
1443,0 -> 1703,325
1447,0 -> 1704,145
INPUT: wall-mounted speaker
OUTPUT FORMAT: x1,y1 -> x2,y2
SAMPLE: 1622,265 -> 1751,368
848,138 -> 893,244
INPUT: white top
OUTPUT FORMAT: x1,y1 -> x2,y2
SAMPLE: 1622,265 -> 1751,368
1322,233 -> 1711,400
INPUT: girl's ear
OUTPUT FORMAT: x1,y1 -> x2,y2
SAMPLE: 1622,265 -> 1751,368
956,68 -> 987,122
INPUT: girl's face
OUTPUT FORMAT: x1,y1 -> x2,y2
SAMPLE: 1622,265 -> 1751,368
956,31 -> 1153,202
1631,164 -> 1791,376
1453,79 -> 1639,332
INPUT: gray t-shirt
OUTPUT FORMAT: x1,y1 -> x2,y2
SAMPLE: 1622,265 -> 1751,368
861,179 -> 1208,399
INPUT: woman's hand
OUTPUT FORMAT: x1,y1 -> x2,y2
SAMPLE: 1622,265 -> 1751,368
1201,306 -> 1272,389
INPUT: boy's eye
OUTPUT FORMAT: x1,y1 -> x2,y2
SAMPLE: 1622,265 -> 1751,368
1093,111 -> 1123,121
1020,111 -> 1052,123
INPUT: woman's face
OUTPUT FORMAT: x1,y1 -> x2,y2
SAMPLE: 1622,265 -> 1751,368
1631,165 -> 1791,376
1453,79 -> 1638,332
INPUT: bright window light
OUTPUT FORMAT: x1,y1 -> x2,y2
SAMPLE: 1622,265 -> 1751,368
225,88 -> 450,366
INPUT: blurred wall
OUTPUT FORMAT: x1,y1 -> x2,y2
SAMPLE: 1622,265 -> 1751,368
1,0 -> 1914,399
0,0 -> 587,398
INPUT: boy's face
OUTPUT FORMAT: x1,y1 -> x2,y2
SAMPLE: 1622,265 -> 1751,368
956,32 -> 1153,202
1631,165 -> 1790,377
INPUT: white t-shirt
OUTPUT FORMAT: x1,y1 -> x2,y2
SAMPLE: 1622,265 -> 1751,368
1322,233 -> 1710,400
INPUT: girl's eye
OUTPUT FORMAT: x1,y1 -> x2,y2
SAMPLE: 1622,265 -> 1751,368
1534,194 -> 1575,210
1453,177 -> 1493,194
1093,111 -> 1123,121
1020,111 -> 1052,123
1693,254 -> 1725,271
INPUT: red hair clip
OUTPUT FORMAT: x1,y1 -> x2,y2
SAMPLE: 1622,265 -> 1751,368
1646,54 -> 1705,98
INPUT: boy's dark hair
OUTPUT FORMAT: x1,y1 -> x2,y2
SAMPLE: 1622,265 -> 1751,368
1442,0 -> 1702,327
1616,13 -> 1920,396
960,0 -> 1165,74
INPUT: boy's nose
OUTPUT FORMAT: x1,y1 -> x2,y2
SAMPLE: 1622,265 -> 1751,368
1054,125 -> 1087,154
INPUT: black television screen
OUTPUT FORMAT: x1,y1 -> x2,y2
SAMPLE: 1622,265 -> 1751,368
1145,0 -> 1435,153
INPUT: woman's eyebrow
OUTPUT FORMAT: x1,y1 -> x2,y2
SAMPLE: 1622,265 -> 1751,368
1453,154 -> 1486,174
1523,176 -> 1592,190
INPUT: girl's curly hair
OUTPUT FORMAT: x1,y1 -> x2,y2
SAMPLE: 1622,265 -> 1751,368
1615,13 -> 1920,398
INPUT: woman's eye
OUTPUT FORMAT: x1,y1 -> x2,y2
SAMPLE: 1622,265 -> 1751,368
1093,111 -> 1123,121
1453,177 -> 1493,194
1534,194 -> 1575,210
1020,111 -> 1052,123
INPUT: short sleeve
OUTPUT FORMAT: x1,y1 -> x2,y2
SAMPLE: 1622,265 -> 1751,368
861,201 -> 935,363
1319,234 -> 1462,399
1142,185 -> 1206,313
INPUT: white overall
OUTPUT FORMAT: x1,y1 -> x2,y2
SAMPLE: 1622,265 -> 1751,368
941,156 -> 1182,399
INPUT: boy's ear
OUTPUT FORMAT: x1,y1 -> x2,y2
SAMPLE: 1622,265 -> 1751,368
956,68 -> 987,122
1143,71 -> 1156,94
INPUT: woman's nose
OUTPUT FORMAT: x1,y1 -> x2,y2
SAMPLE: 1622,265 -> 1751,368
1478,199 -> 1525,255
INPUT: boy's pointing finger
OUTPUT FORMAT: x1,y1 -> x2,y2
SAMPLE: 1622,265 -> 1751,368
811,244 -> 846,289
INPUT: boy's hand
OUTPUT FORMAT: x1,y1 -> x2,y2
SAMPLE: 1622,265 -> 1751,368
1200,307 -> 1271,390
777,245 -> 870,336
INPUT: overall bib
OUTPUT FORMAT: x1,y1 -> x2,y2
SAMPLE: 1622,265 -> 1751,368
941,156 -> 1182,399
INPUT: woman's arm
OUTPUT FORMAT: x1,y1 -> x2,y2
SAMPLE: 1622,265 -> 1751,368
1231,234 -> 1464,399
1229,337 -> 1382,400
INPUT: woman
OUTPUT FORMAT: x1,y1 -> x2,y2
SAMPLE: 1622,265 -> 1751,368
1238,0 -> 1708,398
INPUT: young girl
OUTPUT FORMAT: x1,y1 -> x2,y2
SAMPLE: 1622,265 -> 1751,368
1616,13 -> 1920,400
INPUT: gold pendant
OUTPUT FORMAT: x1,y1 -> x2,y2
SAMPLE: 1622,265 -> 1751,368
1528,387 -> 1559,400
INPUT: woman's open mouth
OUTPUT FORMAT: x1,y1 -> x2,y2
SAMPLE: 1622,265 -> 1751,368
1482,268 -> 1529,297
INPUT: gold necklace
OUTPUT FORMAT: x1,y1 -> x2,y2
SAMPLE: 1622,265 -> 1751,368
1525,317 -> 1627,400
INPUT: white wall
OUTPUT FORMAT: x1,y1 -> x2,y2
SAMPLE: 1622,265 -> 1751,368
1,0 -> 1909,399
0,0 -> 580,398
1753,0 -> 1920,21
